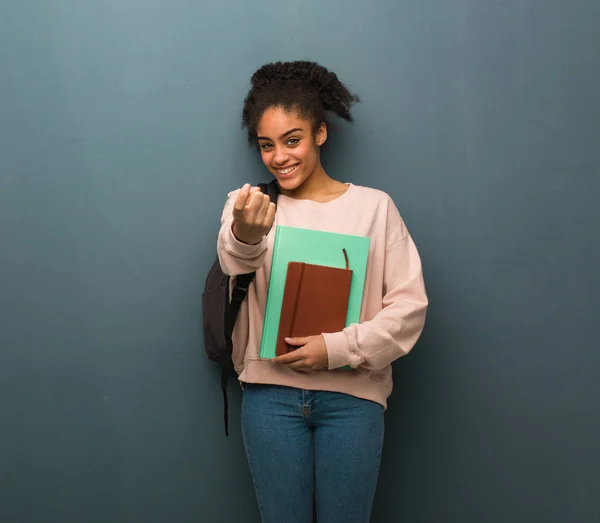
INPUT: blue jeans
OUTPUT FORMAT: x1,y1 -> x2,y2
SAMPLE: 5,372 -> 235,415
241,384 -> 385,523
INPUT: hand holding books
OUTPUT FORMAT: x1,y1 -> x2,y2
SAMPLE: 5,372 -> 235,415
232,184 -> 277,245
272,335 -> 329,371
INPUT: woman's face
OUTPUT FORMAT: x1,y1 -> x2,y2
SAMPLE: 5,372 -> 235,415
256,106 -> 327,191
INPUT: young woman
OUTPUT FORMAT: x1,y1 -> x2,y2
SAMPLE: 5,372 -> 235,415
217,60 -> 428,523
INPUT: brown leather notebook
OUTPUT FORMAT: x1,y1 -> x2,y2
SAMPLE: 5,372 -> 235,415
275,250 -> 353,356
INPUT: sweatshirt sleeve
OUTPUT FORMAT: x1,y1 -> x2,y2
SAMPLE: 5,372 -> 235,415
217,189 -> 269,276
322,199 -> 428,371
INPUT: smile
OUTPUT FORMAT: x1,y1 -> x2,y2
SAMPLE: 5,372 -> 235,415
276,164 -> 299,176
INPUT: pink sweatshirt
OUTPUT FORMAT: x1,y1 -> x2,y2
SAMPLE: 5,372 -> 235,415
217,183 -> 428,409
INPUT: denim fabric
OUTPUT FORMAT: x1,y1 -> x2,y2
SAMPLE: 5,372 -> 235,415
241,384 -> 384,523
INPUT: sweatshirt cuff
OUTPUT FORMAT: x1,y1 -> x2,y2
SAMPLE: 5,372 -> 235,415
322,331 -> 361,370
224,224 -> 267,258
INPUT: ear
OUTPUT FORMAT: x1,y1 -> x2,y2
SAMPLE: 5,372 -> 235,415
315,122 -> 328,147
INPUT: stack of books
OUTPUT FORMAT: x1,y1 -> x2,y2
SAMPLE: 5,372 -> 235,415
259,225 -> 370,361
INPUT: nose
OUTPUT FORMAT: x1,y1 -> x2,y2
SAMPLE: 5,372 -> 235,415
273,146 -> 289,166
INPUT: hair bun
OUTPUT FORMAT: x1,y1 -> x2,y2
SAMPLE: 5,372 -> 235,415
242,60 -> 359,145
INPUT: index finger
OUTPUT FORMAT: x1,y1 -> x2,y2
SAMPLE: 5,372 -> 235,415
272,349 -> 304,364
285,336 -> 315,346
233,184 -> 252,212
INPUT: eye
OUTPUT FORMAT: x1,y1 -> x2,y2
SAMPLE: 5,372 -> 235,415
260,143 -> 273,151
287,138 -> 300,146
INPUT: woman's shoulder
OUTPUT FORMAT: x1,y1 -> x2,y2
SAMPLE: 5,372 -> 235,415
347,183 -> 396,207
348,184 -> 407,232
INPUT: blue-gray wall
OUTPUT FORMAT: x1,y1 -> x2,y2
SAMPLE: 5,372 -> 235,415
1,1 -> 598,522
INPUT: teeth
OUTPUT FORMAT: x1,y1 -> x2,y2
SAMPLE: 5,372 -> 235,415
278,164 -> 298,175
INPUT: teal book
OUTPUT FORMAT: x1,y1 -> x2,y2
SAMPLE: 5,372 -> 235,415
259,225 -> 370,360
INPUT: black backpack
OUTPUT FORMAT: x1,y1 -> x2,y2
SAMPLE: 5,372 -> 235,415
202,180 -> 279,435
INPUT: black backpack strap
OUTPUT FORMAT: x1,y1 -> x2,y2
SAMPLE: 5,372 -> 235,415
221,366 -> 232,436
225,271 -> 255,344
221,271 -> 255,436
220,182 -> 277,436
259,180 -> 280,204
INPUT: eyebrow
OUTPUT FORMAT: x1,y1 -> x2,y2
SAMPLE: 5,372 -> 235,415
257,128 -> 303,141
